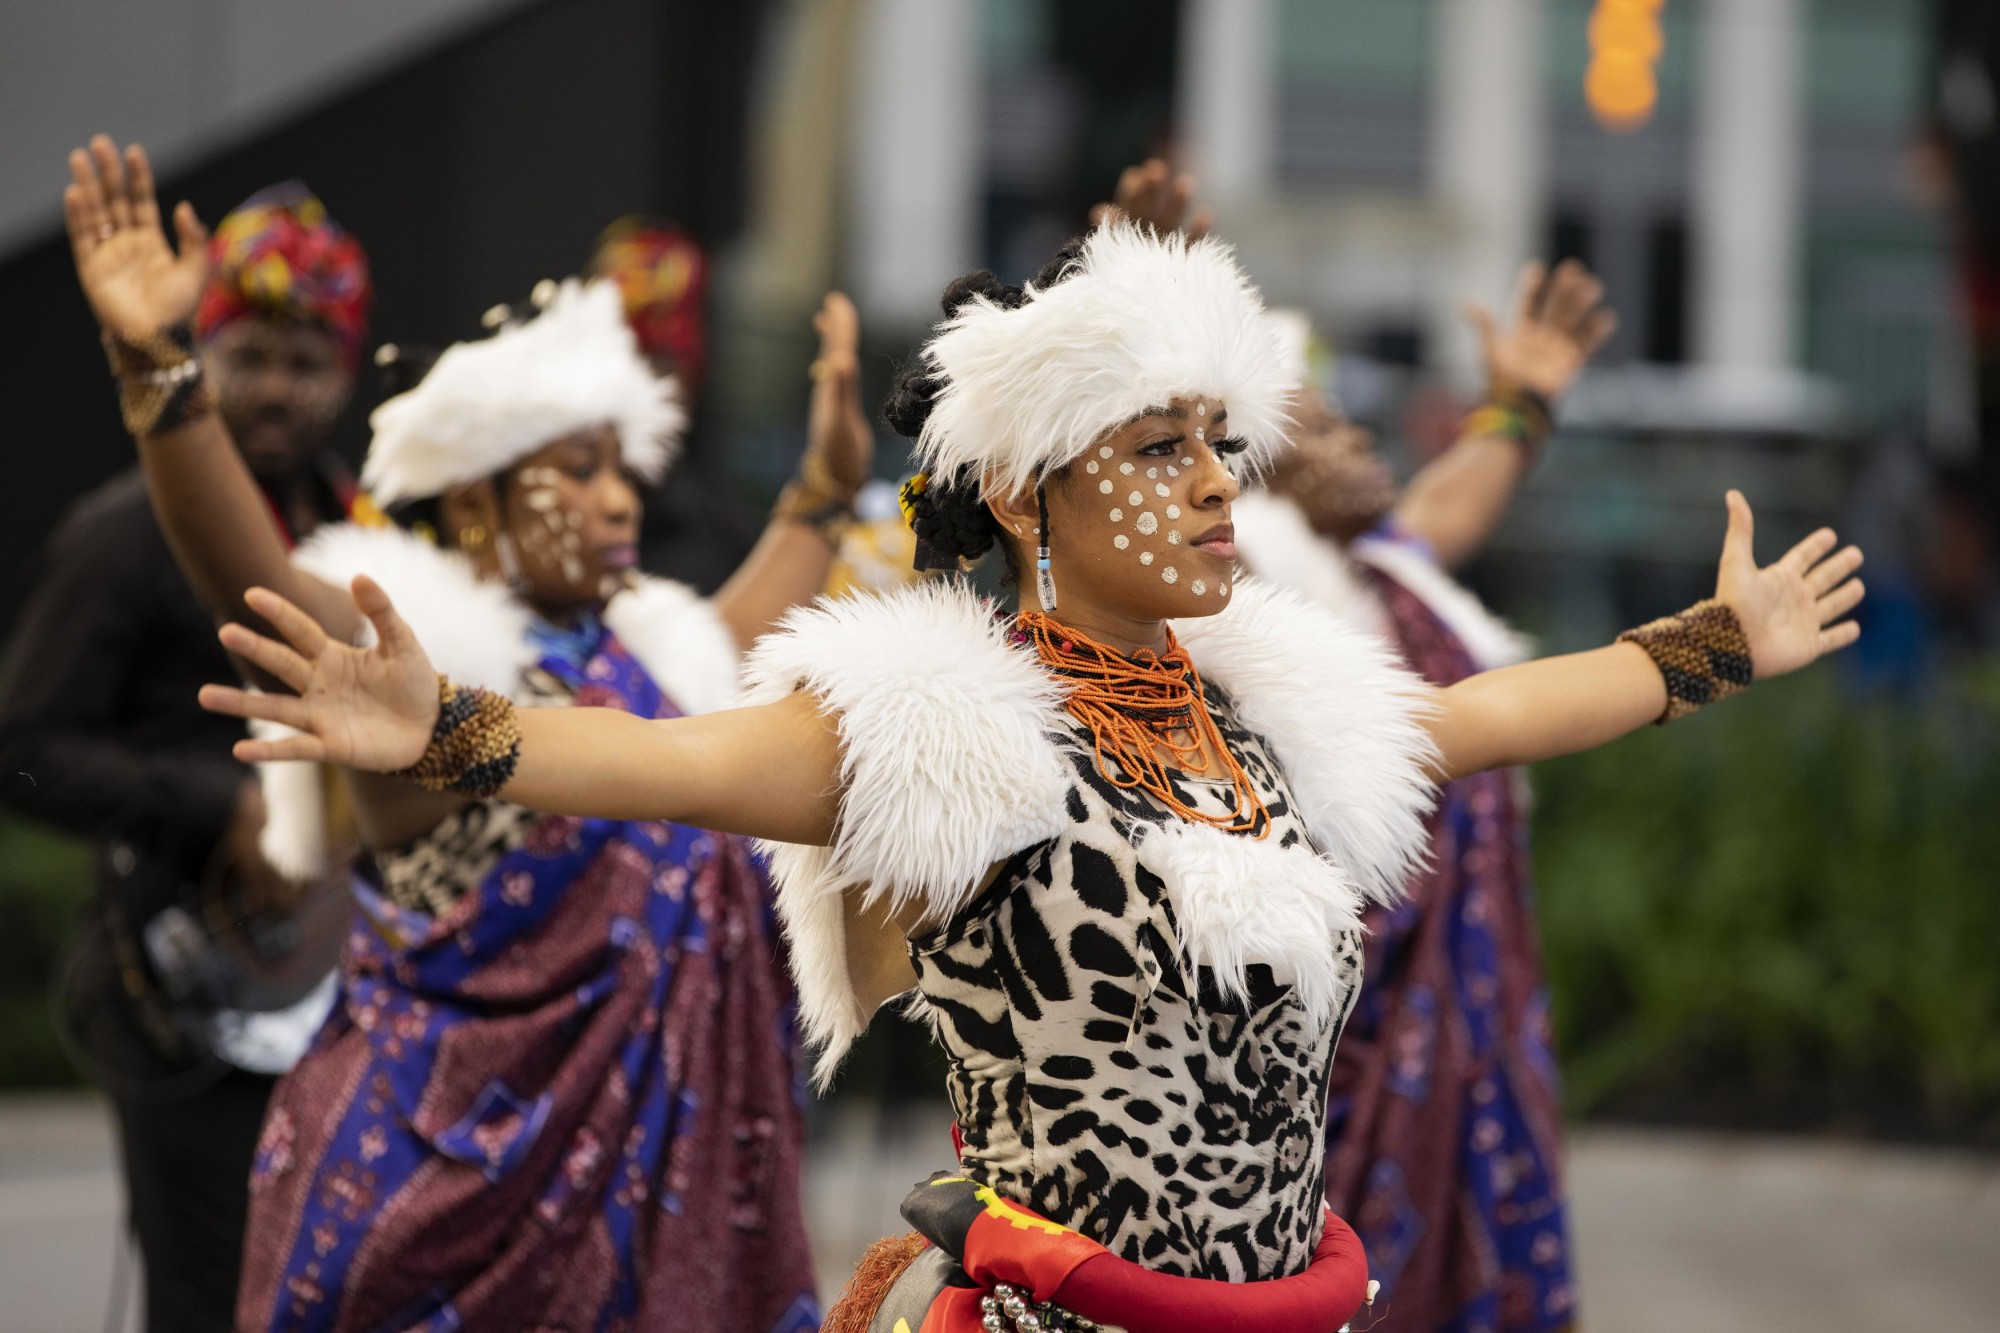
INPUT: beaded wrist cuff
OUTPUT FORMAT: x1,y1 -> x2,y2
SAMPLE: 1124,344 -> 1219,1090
772,454 -> 858,540
1463,382 -> 1554,457
389,674 -> 522,797
1618,598 -> 1754,724
102,322 -> 216,437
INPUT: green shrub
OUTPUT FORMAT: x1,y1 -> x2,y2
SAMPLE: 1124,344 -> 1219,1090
0,813 -> 91,1086
1533,667 -> 2000,1143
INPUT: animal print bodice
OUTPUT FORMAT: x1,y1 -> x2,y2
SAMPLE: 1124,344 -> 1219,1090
907,683 -> 1364,1282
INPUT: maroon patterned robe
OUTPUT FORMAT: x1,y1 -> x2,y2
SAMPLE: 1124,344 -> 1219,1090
1323,554 -> 1576,1333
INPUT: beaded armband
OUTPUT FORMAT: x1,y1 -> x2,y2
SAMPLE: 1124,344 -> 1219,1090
1462,381 -> 1553,457
771,453 -> 857,540
389,675 -> 523,797
1617,598 -> 1754,724
102,322 -> 217,437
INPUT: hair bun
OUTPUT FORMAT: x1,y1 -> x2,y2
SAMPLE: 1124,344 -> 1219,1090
882,363 -> 942,439
906,469 -> 998,569
939,270 -> 1024,317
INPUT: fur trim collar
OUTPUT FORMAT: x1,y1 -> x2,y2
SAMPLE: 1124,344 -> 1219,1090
743,576 -> 1436,1085
1131,820 -> 1366,1024
363,279 -> 683,507
268,522 -> 740,882
603,577 -> 744,717
1350,533 -> 1532,671
291,522 -> 740,711
1231,491 -> 1390,643
917,219 -> 1300,498
294,523 -> 529,696
1235,492 -> 1531,672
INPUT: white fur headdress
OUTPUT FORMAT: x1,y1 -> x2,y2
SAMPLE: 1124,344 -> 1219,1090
362,278 -> 685,506
915,220 -> 1301,497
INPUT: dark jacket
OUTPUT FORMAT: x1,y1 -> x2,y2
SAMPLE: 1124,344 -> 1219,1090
0,463 -> 353,1077
0,468 -> 247,893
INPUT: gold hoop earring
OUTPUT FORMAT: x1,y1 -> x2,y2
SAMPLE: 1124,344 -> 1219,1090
461,523 -> 490,554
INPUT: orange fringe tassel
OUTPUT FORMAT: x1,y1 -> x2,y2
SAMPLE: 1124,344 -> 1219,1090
822,1230 -> 931,1333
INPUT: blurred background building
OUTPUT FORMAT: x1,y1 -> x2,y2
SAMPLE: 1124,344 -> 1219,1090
1,1 -> 1997,1328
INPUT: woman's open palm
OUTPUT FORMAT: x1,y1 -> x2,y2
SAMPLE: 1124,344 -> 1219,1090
1713,490 -> 1865,680
64,135 -> 210,339
200,579 -> 441,772
1467,258 -> 1618,403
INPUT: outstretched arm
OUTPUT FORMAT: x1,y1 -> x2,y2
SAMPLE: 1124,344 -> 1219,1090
1394,259 -> 1617,570
708,291 -> 874,647
63,136 -> 360,647
199,577 -> 844,845
1427,491 -> 1863,781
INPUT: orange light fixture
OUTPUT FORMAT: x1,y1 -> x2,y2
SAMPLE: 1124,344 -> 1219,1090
1586,0 -> 1664,132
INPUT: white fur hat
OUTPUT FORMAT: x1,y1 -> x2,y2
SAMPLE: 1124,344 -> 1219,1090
362,278 -> 685,507
915,219 -> 1298,499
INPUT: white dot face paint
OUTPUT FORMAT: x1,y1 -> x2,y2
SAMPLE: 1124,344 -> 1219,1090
1134,511 -> 1159,535
1119,462 -> 1135,476
1114,534 -> 1130,550
1168,530 -> 1182,545
1161,565 -> 1179,585
1140,551 -> 1154,565
1128,490 -> 1144,505
1197,403 -> 1207,416
1167,467 -> 1179,478
1146,468 -> 1158,479
1220,582 -> 1230,597
1180,457 -> 1194,467
1195,428 -> 1205,442
1099,446 -> 1114,459
1099,480 -> 1114,494
1109,507 -> 1124,521
1155,483 -> 1170,498
1166,505 -> 1181,520
1191,579 -> 1208,596
1086,461 -> 1099,474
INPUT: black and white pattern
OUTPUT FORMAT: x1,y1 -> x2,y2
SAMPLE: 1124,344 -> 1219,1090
909,683 -> 1361,1283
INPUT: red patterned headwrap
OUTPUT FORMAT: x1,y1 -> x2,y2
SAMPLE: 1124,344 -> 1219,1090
195,182 -> 372,368
588,216 -> 708,392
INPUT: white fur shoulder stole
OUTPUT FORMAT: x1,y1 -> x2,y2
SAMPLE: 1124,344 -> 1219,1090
738,582 -> 1075,1083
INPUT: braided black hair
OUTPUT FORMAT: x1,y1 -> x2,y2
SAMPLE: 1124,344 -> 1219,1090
888,240 -> 1089,569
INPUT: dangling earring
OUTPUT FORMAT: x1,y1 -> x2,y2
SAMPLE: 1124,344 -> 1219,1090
1034,485 -> 1057,613
460,523 -> 490,554
495,531 -> 532,597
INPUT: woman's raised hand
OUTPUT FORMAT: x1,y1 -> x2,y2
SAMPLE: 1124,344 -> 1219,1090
1090,157 -> 1214,241
804,291 -> 874,496
199,578 -> 442,771
1466,258 -> 1618,404
64,136 -> 211,340
1713,490 -> 1865,680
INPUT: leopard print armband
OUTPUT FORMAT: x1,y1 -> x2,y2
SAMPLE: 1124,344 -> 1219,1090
1617,598 -> 1753,724
102,322 -> 217,437
389,675 -> 522,797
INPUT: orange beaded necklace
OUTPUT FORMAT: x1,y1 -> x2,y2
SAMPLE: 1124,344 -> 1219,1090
1016,610 -> 1270,837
